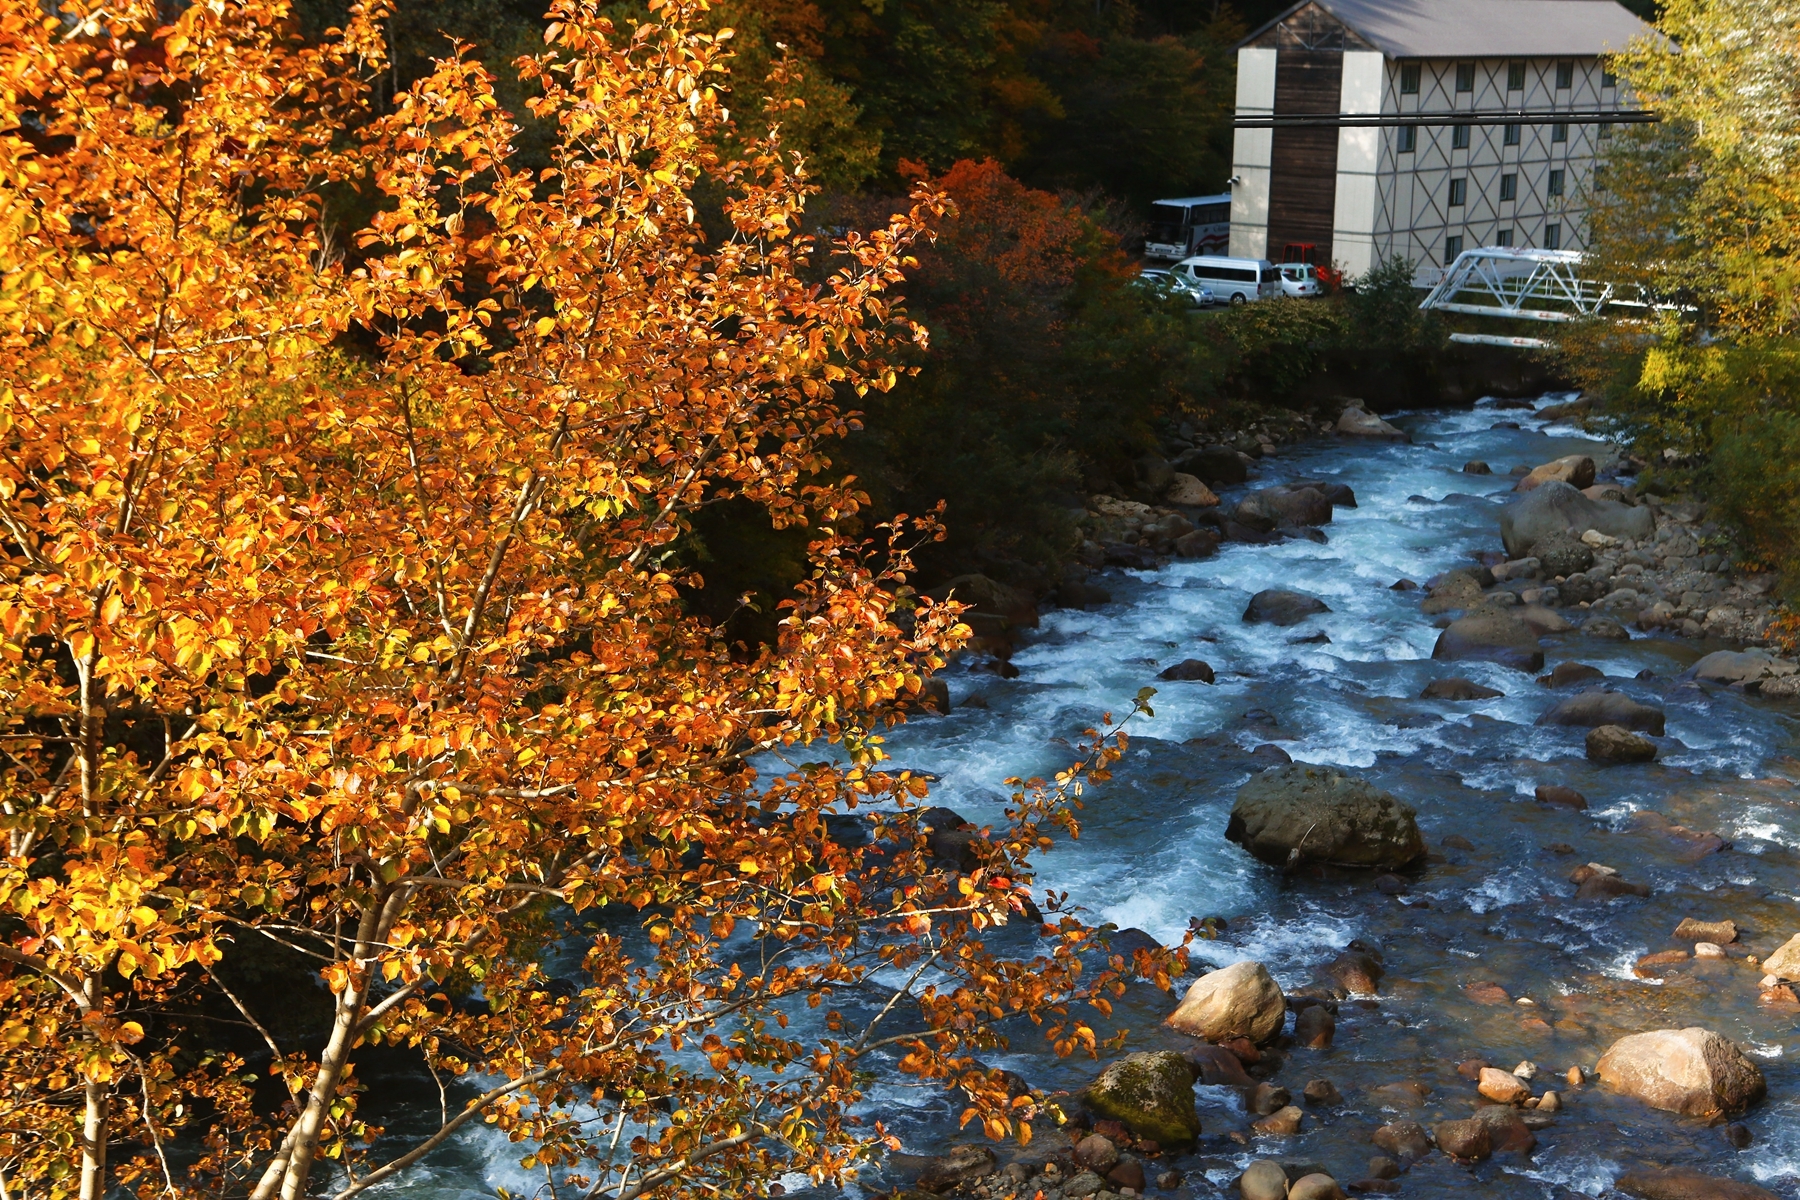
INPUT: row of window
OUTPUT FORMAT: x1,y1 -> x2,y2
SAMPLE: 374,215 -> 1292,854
1396,121 -> 1608,153
1401,61 -> 1618,95
1444,224 -> 1562,263
1445,170 -> 1566,206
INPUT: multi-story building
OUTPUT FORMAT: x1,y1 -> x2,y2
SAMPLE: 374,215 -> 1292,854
1226,0 -> 1651,281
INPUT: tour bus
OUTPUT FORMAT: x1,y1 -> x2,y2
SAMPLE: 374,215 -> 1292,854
1169,255 -> 1281,305
1143,194 -> 1232,260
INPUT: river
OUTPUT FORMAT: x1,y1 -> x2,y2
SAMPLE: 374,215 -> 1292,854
389,399 -> 1800,1199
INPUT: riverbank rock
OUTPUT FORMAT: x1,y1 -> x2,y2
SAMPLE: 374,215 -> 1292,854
1477,1068 -> 1532,1104
1516,454 -> 1596,493
1174,445 -> 1250,485
1082,1051 -> 1202,1147
1432,612 -> 1545,672
1686,649 -> 1799,687
1421,678 -> 1504,701
1761,933 -> 1800,980
1290,1174 -> 1346,1200
1531,530 -> 1596,578
1433,1117 -> 1491,1162
1500,481 -> 1655,559
1535,784 -> 1588,810
1165,473 -> 1221,508
1165,960 -> 1286,1044
1588,724 -> 1657,764
1239,1160 -> 1289,1200
1617,1167 -> 1782,1200
1539,689 -> 1666,734
1595,1028 -> 1767,1118
1540,661 -> 1605,688
1228,764 -> 1425,869
1573,862 -> 1651,900
1239,486 -> 1333,528
1338,406 -> 1408,441
1174,529 -> 1221,558
1294,1005 -> 1335,1048
910,1144 -> 997,1191
1244,589 -> 1331,626
1372,1121 -> 1432,1161
1187,1044 -> 1255,1087
1159,659 -> 1216,683
1674,918 -> 1738,944
1252,1105 -> 1304,1136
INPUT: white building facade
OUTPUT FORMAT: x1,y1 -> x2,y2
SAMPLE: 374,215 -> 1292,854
1227,0 -> 1651,280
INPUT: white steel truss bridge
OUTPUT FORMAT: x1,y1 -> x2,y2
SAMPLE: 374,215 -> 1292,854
1417,247 -> 1682,349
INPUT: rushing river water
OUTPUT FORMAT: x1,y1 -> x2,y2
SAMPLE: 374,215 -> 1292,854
393,399 -> 1800,1200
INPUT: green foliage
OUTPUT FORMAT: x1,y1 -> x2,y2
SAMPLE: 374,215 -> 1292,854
1561,0 -> 1800,585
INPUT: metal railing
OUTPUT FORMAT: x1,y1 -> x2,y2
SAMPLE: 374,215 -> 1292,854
1417,247 -> 1686,350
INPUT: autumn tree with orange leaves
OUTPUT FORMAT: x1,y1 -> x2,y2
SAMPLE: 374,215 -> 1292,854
0,2 -> 1166,1198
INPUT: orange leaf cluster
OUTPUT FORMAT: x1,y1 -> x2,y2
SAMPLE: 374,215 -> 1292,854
0,3 -> 1164,1198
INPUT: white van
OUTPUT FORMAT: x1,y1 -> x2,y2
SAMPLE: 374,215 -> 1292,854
1171,255 -> 1280,305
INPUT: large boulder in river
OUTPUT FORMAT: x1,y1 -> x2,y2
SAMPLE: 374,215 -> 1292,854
1538,689 -> 1666,735
1243,589 -> 1331,626
1337,406 -> 1409,441
1432,612 -> 1545,672
1617,1167 -> 1782,1200
1515,454 -> 1596,493
1237,486 -> 1332,528
1165,960 -> 1286,1044
1500,481 -> 1654,559
1595,1028 -> 1766,1118
1081,1050 -> 1202,1146
924,574 -> 1038,628
1227,763 -> 1425,869
1588,724 -> 1657,763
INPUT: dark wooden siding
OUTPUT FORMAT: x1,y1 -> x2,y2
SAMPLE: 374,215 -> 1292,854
1267,49 -> 1342,264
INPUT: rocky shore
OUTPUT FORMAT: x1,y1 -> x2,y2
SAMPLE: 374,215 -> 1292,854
888,396 -> 1800,1200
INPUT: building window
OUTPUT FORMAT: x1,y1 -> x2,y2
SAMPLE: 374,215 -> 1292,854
1504,123 -> 1521,146
1401,63 -> 1421,94
1545,223 -> 1562,250
1595,167 -> 1609,192
1508,62 -> 1526,91
1556,61 -> 1574,89
1452,124 -> 1470,150
1449,177 -> 1467,206
1548,169 -> 1565,196
1603,69 -> 1618,88
1444,235 -> 1465,264
1397,125 -> 1417,153
1496,228 -> 1514,247
1500,173 -> 1518,201
1456,63 -> 1475,92
1552,122 -> 1568,142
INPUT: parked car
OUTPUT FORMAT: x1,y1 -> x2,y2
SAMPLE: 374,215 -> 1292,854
1170,255 -> 1280,304
1279,262 -> 1325,298
1134,267 -> 1216,308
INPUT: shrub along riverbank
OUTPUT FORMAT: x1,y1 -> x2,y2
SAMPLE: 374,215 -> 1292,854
684,163 -> 1567,644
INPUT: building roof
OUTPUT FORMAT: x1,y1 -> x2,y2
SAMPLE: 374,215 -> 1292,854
1243,0 -> 1652,59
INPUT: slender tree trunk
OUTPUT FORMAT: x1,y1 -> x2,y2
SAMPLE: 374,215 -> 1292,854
255,889 -> 396,1200
79,1078 -> 108,1200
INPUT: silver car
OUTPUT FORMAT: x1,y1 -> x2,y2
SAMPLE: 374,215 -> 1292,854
1278,263 -> 1324,298
1135,267 -> 1216,308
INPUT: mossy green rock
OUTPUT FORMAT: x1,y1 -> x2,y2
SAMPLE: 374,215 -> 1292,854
1227,763 -> 1424,869
1081,1050 -> 1200,1147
